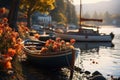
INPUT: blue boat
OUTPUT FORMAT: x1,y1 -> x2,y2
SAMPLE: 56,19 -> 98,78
23,40 -> 79,68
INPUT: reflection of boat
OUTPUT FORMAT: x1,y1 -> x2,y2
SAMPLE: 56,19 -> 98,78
74,42 -> 114,53
55,0 -> 114,42
23,39 -> 79,68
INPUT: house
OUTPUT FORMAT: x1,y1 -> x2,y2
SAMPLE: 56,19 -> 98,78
37,14 -> 52,27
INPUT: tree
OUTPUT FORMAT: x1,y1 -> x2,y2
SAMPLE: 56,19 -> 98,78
19,0 -> 55,28
103,11 -> 112,25
65,1 -> 77,25
0,0 -> 11,9
83,12 -> 90,24
50,0 -> 66,23
50,0 -> 78,25
92,11 -> 98,25
92,11 -> 98,19
0,0 -> 20,31
8,0 -> 20,31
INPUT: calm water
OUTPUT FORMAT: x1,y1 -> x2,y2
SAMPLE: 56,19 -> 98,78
74,26 -> 120,79
21,26 -> 120,80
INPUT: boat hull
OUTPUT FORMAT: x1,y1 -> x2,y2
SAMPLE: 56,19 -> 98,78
25,51 -> 74,68
23,40 -> 79,68
55,33 -> 113,42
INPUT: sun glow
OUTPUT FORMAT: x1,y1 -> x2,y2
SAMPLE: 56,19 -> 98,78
73,0 -> 111,5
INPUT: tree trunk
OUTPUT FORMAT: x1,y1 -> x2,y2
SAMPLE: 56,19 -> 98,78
8,0 -> 20,31
27,10 -> 31,28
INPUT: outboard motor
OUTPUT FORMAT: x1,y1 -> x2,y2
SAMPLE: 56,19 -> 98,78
110,32 -> 114,39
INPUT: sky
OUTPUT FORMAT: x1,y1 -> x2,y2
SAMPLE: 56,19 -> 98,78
73,0 -> 111,5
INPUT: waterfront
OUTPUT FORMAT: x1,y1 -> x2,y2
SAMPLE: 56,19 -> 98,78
74,26 -> 120,79
21,26 -> 120,80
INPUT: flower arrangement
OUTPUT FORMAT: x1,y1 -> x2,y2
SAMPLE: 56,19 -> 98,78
40,38 -> 76,53
0,18 -> 23,72
18,22 -> 30,39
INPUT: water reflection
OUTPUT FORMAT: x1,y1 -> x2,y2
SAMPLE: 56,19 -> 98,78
21,42 -> 115,80
74,42 -> 120,79
74,42 -> 114,54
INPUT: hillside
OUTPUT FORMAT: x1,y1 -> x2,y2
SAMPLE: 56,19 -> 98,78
75,0 -> 120,15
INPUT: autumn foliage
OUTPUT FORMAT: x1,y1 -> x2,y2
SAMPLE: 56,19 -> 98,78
0,18 -> 23,70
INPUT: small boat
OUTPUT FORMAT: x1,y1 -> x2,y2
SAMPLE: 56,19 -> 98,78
23,39 -> 79,68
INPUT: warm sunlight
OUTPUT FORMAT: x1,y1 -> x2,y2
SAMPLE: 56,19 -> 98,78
73,0 -> 111,5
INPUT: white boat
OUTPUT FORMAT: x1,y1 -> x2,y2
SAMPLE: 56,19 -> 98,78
55,30 -> 114,42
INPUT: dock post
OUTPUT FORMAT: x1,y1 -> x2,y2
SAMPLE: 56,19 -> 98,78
69,49 -> 75,80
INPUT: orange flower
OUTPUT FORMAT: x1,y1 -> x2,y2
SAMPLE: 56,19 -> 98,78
53,44 -> 59,52
61,40 -> 65,45
56,37 -> 61,42
14,44 -> 23,52
0,7 -> 6,14
46,39 -> 54,44
12,37 -> 16,43
4,61 -> 12,69
40,38 -> 75,53
2,18 -> 8,23
34,34 -> 40,39
5,26 -> 12,32
11,32 -> 19,38
40,47 -> 48,53
66,42 -> 70,46
46,39 -> 50,44
69,45 -> 74,49
45,43 -> 49,47
56,43 -> 61,48
0,29 -> 3,35
8,48 -> 16,57
24,27 -> 29,32
17,38 -> 22,44
70,39 -> 76,44
3,55 -> 12,62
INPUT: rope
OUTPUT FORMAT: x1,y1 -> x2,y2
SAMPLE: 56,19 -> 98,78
65,49 -> 73,70
65,48 -> 80,71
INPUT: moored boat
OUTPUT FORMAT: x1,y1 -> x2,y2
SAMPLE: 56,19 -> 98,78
23,39 -> 79,68
55,29 -> 114,42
